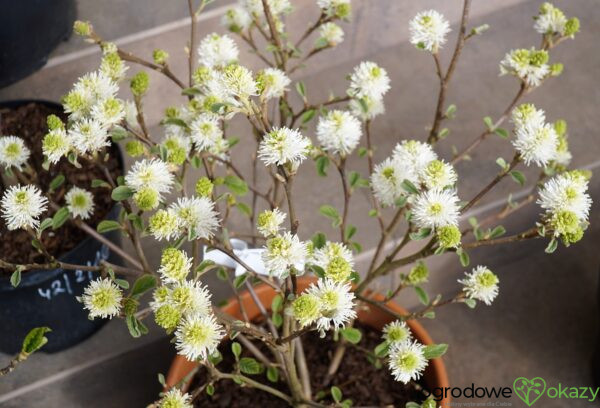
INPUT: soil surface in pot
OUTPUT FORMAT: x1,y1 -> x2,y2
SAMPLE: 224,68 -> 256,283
190,322 -> 424,407
0,102 -> 122,275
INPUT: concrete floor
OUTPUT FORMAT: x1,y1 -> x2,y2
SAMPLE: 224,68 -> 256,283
1,0 -> 599,406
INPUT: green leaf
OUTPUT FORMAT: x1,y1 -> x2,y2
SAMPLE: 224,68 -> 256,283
206,384 -> 215,396
545,238 -> 558,253
423,343 -> 448,359
414,286 -> 429,305
374,341 -> 390,357
368,209 -> 378,217
410,228 -> 431,241
92,179 -> 111,188
96,220 -> 121,233
464,298 -> 477,308
195,259 -> 216,275
157,373 -> 166,387
496,157 -> 507,170
224,175 -> 248,196
315,156 -> 329,177
235,202 -> 251,217
10,268 -> 22,287
301,109 -> 316,123
310,264 -> 325,279
483,116 -> 494,130
295,81 -> 306,98
110,126 -> 128,141
114,278 -> 129,289
163,117 -> 188,128
216,267 -> 228,281
39,218 -> 53,234
182,87 -> 201,96
457,248 -> 470,267
234,273 -> 248,289
400,179 -> 419,194
231,342 -> 242,359
272,312 -> 283,327
21,327 -> 51,354
357,147 -> 368,157
52,207 -> 70,230
510,170 -> 526,186
111,185 -> 134,201
271,294 -> 283,313
266,366 -> 279,382
445,104 -> 457,119
344,225 -> 357,241
405,402 -> 421,408
126,315 -> 148,338
489,225 -> 506,239
131,275 -> 157,298
340,328 -> 362,344
319,205 -> 341,227
494,128 -> 509,139
239,357 -> 263,375
331,386 -> 343,403
311,232 -> 327,249
49,174 -> 65,192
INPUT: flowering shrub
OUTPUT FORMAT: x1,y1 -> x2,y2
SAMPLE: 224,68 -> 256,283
0,0 -> 589,405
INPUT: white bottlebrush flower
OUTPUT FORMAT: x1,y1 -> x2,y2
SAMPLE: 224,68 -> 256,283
316,0 -> 350,17
159,248 -> 192,284
534,3 -> 567,35
244,0 -> 292,17
500,48 -> 550,88
371,157 -> 416,207
262,232 -> 308,277
74,71 -> 119,103
81,278 -> 123,319
189,113 -> 223,151
258,127 -> 311,168
68,118 -> 110,155
99,52 -> 128,82
0,136 -> 30,169
349,95 -> 385,121
1,185 -> 48,230
537,173 -> 592,221
170,280 -> 212,317
42,128 -> 72,164
388,340 -> 428,384
65,187 -> 94,220
256,67 -> 290,100
222,6 -> 252,32
316,110 -> 362,156
412,189 -> 460,229
90,97 -> 125,127
161,132 -> 192,165
175,314 -> 224,361
170,196 -> 220,239
220,64 -> 258,99
513,122 -> 558,167
393,140 -> 438,178
409,10 -> 451,53
257,208 -> 286,237
197,33 -> 239,68
383,320 -> 412,345
124,100 -> 140,129
158,389 -> 193,408
125,159 -> 175,196
458,265 -> 499,306
318,22 -> 344,47
307,279 -> 356,335
348,61 -> 391,100
419,159 -> 457,190
149,209 -> 181,241
511,103 -> 546,129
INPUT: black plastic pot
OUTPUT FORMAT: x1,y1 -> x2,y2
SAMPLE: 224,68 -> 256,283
0,100 -> 124,354
0,0 -> 76,88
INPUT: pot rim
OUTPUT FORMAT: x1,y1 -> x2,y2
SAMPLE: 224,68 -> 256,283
0,99 -> 125,290
165,276 -> 450,405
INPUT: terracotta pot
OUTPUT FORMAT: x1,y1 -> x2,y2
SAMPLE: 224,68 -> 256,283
166,277 -> 450,406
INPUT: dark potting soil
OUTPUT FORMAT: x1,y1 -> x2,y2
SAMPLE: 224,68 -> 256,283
191,322 -> 424,407
0,102 -> 122,275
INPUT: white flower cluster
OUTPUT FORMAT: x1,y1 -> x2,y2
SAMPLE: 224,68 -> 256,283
150,248 -> 224,361
458,265 -> 500,306
534,3 -> 579,38
258,127 -> 311,170
1,185 -> 48,230
381,320 -> 431,384
316,110 -> 362,156
511,104 -> 563,167
46,54 -> 127,163
409,10 -> 451,53
371,140 -> 460,229
222,0 -> 293,35
0,136 -> 30,169
499,48 -> 551,88
537,171 -> 592,244
81,277 -> 123,319
347,61 -> 390,121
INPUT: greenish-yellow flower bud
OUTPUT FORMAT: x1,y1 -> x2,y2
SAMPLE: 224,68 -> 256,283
550,63 -> 564,77
564,17 -> 580,37
130,71 -> 150,96
73,20 -> 92,36
152,49 -> 169,65
125,140 -> 145,157
436,225 -> 462,249
406,261 -> 429,285
292,294 -> 322,327
46,114 -> 64,131
195,177 -> 214,198
133,187 -> 159,211
155,304 -> 181,332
